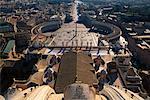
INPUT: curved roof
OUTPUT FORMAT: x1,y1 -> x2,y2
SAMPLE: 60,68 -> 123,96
100,85 -> 144,100
10,85 -> 55,100
9,84 -> 144,100
0,95 -> 5,100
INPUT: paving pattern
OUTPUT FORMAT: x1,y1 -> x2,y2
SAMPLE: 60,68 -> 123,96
46,22 -> 99,47
43,1 -> 101,55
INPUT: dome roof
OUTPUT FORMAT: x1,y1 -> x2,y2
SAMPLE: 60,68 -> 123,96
10,85 -> 55,100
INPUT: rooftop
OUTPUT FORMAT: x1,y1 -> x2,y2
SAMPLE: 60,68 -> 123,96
54,51 -> 98,93
3,40 -> 15,54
